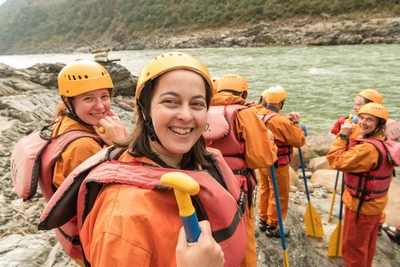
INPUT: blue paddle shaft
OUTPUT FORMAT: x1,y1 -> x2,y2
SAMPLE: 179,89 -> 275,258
270,165 -> 287,250
181,212 -> 201,243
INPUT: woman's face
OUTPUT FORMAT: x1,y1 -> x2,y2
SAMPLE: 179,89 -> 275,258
72,88 -> 111,126
353,96 -> 366,113
358,113 -> 378,135
149,69 -> 208,166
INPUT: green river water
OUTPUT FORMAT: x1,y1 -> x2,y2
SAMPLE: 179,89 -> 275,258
1,44 -> 399,135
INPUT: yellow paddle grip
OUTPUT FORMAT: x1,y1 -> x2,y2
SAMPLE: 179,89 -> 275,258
161,172 -> 200,217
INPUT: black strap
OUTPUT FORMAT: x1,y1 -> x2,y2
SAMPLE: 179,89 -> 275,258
212,190 -> 246,243
56,227 -> 81,246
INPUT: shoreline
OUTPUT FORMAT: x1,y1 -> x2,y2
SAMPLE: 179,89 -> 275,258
3,15 -> 400,56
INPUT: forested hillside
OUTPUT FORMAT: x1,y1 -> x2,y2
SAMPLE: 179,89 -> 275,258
0,0 -> 399,54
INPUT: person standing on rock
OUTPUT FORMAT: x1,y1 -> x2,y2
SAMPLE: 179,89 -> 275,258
47,59 -> 128,265
203,74 -> 278,267
326,103 -> 399,267
250,85 -> 306,238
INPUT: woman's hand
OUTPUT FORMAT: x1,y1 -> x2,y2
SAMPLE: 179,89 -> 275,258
176,220 -> 225,267
340,121 -> 354,136
94,116 -> 128,146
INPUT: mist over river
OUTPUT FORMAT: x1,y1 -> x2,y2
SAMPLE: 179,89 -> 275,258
1,45 -> 399,135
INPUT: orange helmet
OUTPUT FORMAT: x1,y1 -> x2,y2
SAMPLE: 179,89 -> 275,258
211,77 -> 220,95
263,85 -> 287,104
217,74 -> 248,94
358,103 -> 388,121
135,52 -> 212,113
358,88 -> 383,104
58,60 -> 113,97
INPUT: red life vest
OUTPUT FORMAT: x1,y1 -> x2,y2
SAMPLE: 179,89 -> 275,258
260,112 -> 293,166
203,104 -> 256,193
344,138 -> 399,202
39,147 -> 247,267
10,125 -> 103,260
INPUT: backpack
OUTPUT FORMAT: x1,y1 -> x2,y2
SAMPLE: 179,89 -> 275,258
10,124 -> 103,201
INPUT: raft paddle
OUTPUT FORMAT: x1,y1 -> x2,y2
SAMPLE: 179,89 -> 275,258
270,165 -> 290,267
328,172 -> 345,257
327,170 -> 340,222
161,172 -> 200,243
298,123 -> 324,238
299,147 -> 324,238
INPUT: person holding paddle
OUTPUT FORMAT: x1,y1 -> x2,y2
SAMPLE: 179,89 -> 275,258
250,85 -> 306,238
75,52 -> 247,266
326,103 -> 398,267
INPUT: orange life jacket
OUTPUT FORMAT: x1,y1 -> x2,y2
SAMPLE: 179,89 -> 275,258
260,112 -> 293,166
39,146 -> 247,267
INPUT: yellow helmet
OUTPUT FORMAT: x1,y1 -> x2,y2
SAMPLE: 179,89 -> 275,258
264,85 -> 287,104
58,60 -> 113,97
217,74 -> 248,94
358,103 -> 388,121
358,88 -> 383,104
136,52 -> 212,112
211,76 -> 220,95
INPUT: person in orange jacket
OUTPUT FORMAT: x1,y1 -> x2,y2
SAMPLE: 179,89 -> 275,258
329,88 -> 386,235
326,103 -> 398,267
203,74 -> 278,267
78,52 -> 247,267
250,85 -> 305,238
52,60 -> 128,189
47,60 -> 128,266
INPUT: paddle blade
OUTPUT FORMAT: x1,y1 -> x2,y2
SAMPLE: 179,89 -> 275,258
327,190 -> 337,222
304,202 -> 324,238
328,220 -> 343,257
282,250 -> 289,267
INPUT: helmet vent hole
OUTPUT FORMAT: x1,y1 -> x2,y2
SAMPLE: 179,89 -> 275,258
84,75 -> 89,79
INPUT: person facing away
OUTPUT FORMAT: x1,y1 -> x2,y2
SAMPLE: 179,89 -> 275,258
326,103 -> 398,267
203,74 -> 278,267
49,60 -> 128,266
330,88 -> 383,136
78,52 -> 247,267
250,85 -> 306,238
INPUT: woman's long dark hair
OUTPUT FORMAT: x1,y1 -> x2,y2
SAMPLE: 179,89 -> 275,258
115,74 -> 213,170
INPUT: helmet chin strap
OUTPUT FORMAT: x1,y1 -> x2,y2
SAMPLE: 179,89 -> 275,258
138,81 -> 161,144
62,97 -> 91,126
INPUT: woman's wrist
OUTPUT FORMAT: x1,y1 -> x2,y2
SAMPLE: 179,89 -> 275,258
339,133 -> 349,140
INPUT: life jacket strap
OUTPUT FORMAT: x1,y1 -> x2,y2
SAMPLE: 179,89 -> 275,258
212,190 -> 246,243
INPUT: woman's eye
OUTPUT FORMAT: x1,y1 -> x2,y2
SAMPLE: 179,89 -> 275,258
163,99 -> 177,104
192,102 -> 206,108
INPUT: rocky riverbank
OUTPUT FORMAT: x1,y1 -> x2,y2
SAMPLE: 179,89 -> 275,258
1,62 -> 400,266
8,15 -> 400,55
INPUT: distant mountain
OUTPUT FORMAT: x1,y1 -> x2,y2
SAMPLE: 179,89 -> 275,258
0,0 -> 399,55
